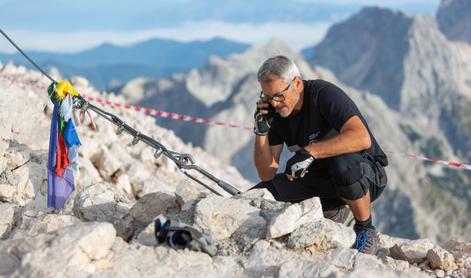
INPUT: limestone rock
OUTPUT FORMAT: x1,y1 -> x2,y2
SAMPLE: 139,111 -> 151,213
381,255 -> 411,272
76,158 -> 102,190
266,202 -> 303,239
326,247 -> 357,269
4,150 -> 29,170
193,195 -> 266,242
5,222 -> 116,276
435,269 -> 445,278
174,179 -> 207,204
266,197 -> 324,239
427,247 -> 458,271
104,243 -> 246,278
0,142 -> 7,173
131,178 -> 177,198
237,188 -> 276,202
134,220 -> 158,246
73,182 -> 132,224
0,253 -> 20,277
247,199 -> 290,223
90,146 -> 124,179
379,234 -> 410,249
0,203 -> 15,239
19,213 -> 81,237
352,253 -> 427,277
241,240 -> 319,277
389,238 -> 435,264
121,192 -> 180,239
114,173 -> 132,195
287,219 -> 355,250
14,166 -> 35,205
0,169 -> 17,186
442,239 -> 471,260
0,183 -> 16,202
277,257 -> 341,278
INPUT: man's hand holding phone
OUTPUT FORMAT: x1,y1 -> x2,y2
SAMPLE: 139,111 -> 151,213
254,98 -> 276,136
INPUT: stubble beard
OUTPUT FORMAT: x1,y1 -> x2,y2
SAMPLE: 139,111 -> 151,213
278,106 -> 292,118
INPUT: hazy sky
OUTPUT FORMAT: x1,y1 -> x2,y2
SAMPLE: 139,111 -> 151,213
0,0 -> 440,53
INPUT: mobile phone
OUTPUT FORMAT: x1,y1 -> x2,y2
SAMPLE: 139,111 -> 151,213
266,102 -> 276,115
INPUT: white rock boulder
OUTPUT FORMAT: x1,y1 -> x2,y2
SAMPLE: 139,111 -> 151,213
266,197 -> 324,239
287,219 -> 355,250
0,203 -> 15,239
193,195 -> 266,242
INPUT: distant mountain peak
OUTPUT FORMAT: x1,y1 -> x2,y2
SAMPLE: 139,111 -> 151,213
254,38 -> 294,57
304,6 -> 414,109
358,6 -> 408,17
437,0 -> 471,44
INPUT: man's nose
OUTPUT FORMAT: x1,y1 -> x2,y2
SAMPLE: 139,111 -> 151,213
269,99 -> 282,106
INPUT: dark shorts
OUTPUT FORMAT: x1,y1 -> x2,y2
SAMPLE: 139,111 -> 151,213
251,152 -> 387,211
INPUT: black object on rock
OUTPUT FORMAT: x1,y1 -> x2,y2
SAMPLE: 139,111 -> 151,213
154,218 -> 217,256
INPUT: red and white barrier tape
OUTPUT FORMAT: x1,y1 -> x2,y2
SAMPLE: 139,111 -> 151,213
83,95 -> 253,131
385,151 -> 471,171
2,76 -> 470,172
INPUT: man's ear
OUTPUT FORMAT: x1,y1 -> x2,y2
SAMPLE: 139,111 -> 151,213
294,76 -> 302,90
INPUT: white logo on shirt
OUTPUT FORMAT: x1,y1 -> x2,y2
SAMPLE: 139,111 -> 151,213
308,131 -> 320,144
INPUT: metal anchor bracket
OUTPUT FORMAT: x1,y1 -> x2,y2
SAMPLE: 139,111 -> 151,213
80,102 -> 90,113
176,153 -> 195,165
131,132 -> 140,145
116,122 -> 125,135
154,147 -> 163,159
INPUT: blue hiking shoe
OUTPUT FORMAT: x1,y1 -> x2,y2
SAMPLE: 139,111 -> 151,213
353,228 -> 379,255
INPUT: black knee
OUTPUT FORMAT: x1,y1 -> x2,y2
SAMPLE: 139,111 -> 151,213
326,153 -> 372,200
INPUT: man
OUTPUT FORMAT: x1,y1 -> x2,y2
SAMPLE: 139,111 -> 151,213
252,56 -> 388,255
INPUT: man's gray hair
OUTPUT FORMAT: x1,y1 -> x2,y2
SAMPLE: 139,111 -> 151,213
257,55 -> 301,83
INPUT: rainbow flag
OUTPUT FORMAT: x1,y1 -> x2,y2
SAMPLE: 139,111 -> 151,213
47,83 -> 81,209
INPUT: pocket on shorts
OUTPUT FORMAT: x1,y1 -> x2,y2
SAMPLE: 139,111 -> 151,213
375,161 -> 387,188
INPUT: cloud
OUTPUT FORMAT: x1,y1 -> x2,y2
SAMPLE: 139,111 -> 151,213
0,21 -> 331,54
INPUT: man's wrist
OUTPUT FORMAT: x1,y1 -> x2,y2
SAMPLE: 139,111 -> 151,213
254,130 -> 269,136
302,146 -> 317,160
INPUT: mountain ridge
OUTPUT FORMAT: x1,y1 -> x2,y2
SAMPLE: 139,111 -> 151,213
303,5 -> 471,162
0,37 -> 250,90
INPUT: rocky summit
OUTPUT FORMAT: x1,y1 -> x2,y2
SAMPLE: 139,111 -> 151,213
1,63 -> 471,277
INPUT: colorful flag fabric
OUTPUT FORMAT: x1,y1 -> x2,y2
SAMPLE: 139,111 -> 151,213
47,83 -> 81,209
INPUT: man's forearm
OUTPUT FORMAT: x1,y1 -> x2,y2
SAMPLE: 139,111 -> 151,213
304,116 -> 371,159
305,129 -> 371,159
254,135 -> 278,181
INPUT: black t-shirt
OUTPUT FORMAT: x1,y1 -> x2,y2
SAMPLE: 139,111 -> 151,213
268,79 -> 388,166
